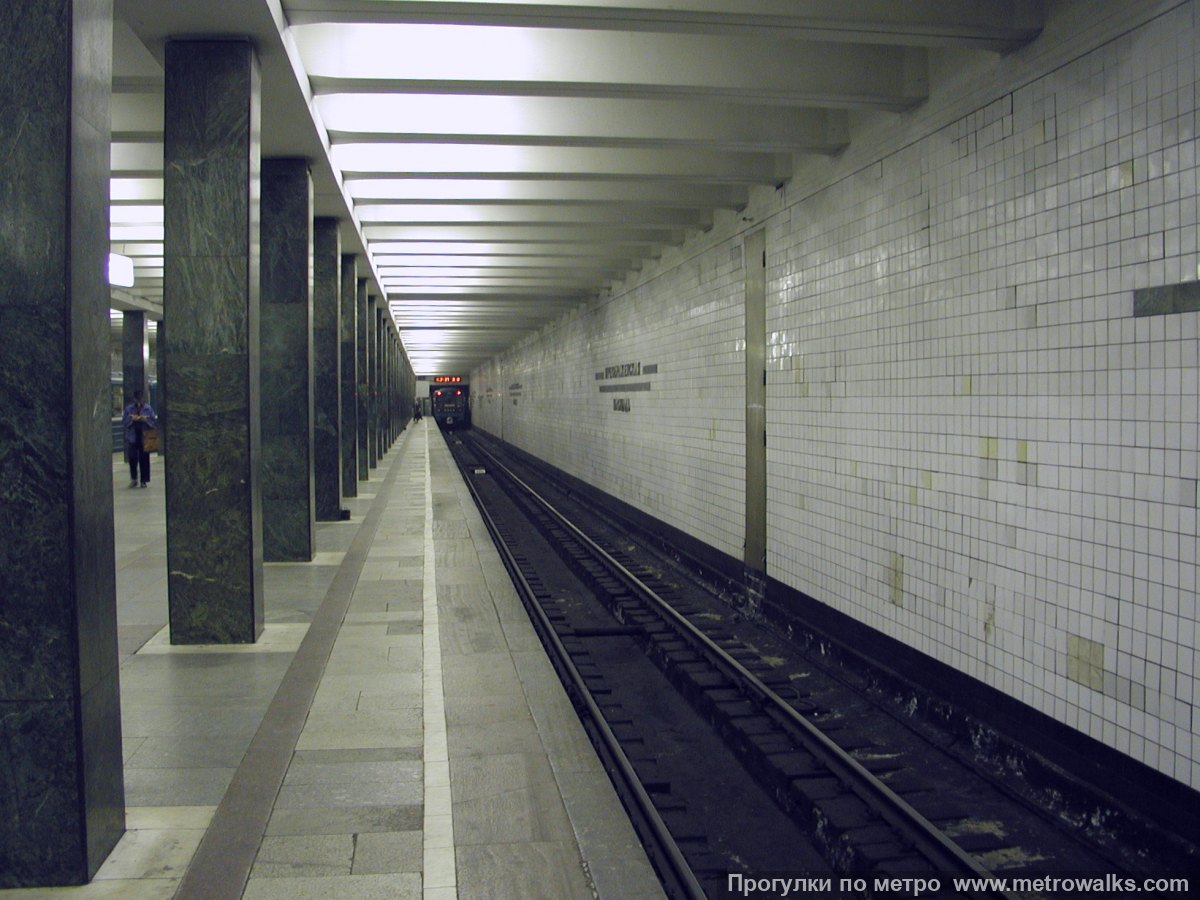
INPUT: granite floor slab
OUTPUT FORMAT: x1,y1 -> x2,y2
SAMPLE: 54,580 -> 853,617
1,426 -> 661,899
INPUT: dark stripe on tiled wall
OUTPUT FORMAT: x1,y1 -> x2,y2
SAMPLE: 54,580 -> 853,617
598,382 -> 651,393
1133,281 -> 1200,317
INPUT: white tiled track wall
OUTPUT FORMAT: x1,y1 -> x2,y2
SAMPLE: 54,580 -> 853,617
472,0 -> 1200,788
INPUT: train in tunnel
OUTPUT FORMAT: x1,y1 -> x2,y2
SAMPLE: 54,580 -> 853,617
430,383 -> 470,430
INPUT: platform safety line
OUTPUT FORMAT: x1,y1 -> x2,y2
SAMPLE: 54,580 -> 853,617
423,423 -> 458,898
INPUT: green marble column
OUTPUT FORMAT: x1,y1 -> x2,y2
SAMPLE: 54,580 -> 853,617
384,326 -> 394,445
153,321 -> 165,446
384,329 -> 392,443
340,256 -> 358,498
370,304 -> 379,462
356,278 -> 370,481
313,219 -> 342,520
122,311 -> 149,402
377,308 -> 388,453
366,294 -> 377,470
0,0 -> 123,886
162,39 -> 264,644
260,159 -> 314,561
394,335 -> 402,435
384,330 -> 393,443
399,335 -> 408,433
404,346 -> 416,426
398,344 -> 408,428
376,304 -> 385,459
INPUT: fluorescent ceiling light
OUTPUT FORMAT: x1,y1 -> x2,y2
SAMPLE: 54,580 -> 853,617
108,253 -> 135,287
379,267 -> 517,278
317,94 -> 527,134
110,205 -> 164,224
369,243 -> 514,255
294,23 -> 541,80
391,301 -> 518,311
110,178 -> 164,201
346,180 -> 523,202
375,256 -> 487,267
332,143 -> 529,172
379,286 -> 519,295
110,242 -> 164,257
111,225 -> 164,241
357,204 -> 491,223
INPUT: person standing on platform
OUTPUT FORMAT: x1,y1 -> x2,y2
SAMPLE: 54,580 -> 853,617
413,399 -> 422,421
122,389 -> 158,488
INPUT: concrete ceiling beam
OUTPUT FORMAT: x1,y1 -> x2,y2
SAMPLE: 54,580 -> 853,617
284,0 -> 1042,50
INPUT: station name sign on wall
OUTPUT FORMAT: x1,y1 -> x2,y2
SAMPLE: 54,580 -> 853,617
595,361 -> 658,412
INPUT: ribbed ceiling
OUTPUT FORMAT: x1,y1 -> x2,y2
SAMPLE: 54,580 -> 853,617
111,0 -> 1042,376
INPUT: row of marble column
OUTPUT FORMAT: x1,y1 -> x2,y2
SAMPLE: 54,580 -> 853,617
0,17 -> 417,887
162,44 -> 416,643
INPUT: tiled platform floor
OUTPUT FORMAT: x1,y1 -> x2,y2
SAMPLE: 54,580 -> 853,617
2,421 -> 662,900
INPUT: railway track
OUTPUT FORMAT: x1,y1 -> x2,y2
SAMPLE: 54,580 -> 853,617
447,429 -> 1195,898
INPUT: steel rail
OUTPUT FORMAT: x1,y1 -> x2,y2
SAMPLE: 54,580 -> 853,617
471,439 -> 1015,899
457,456 -> 707,900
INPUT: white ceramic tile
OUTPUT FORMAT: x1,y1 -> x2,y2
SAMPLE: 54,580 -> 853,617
471,3 -> 1200,788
